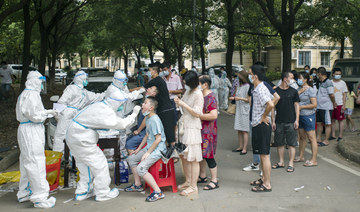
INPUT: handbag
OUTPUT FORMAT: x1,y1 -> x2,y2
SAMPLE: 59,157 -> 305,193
175,118 -> 187,154
227,102 -> 236,114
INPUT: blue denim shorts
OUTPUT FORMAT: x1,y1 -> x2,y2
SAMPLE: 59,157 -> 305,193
299,113 -> 316,131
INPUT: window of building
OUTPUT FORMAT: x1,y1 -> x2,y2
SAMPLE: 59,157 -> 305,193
320,52 -> 330,67
128,60 -> 132,67
298,51 -> 311,67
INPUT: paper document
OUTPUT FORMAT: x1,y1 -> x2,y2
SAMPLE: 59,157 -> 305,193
53,103 -> 67,113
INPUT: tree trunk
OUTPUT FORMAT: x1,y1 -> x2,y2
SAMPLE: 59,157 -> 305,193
225,1 -> 235,77
281,33 -> 292,72
21,1 -> 31,91
90,56 -> 93,67
352,22 -> 360,57
118,55 -> 122,69
340,37 -> 345,59
177,49 -> 182,70
124,52 -> 128,74
79,52 -> 83,67
50,46 -> 57,89
147,44 -> 154,64
38,17 -> 48,76
199,39 -> 206,73
239,43 -> 243,65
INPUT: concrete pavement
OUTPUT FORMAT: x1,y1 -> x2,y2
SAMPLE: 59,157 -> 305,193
0,112 -> 360,211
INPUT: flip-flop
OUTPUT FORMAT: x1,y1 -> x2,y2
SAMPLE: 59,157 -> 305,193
294,157 -> 304,163
197,176 -> 208,183
272,163 -> 285,169
318,142 -> 329,147
303,160 -> 317,167
232,148 -> 242,152
287,166 -> 295,172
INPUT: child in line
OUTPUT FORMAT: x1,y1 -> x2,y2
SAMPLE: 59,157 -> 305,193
125,96 -> 167,202
345,82 -> 357,132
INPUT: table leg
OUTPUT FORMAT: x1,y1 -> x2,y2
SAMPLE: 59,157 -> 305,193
64,140 -> 69,188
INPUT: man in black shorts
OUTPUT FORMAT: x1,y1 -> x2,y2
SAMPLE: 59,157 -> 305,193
248,65 -> 274,192
132,63 -> 176,158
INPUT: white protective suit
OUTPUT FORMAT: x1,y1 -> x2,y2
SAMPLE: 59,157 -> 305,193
53,71 -> 105,153
208,68 -> 220,108
66,90 -> 141,201
104,71 -> 144,157
16,71 -> 56,209
219,71 -> 232,110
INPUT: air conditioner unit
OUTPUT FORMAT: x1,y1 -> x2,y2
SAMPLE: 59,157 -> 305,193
291,50 -> 297,60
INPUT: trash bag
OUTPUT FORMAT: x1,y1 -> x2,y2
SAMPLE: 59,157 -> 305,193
0,171 -> 21,185
45,150 -> 63,185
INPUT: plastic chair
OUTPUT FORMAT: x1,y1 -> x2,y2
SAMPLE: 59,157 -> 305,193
145,158 -> 178,193
46,158 -> 61,191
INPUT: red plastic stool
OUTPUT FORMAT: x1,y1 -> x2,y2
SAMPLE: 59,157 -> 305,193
145,158 -> 178,193
46,158 -> 61,191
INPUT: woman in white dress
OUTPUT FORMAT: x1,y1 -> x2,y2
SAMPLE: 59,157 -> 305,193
229,70 -> 251,155
174,71 -> 204,196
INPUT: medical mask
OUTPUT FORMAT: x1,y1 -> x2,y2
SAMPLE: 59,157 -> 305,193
117,105 -> 124,112
197,85 -> 202,90
41,83 -> 44,90
123,81 -> 127,86
185,85 -> 191,91
305,70 -> 310,73
297,79 -> 304,86
163,70 -> 169,76
83,80 -> 88,87
143,111 -> 150,116
311,73 -> 317,77
248,75 -> 254,84
334,75 -> 341,80
287,79 -> 295,86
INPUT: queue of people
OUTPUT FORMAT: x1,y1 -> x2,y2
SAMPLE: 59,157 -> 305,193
14,60 -> 358,208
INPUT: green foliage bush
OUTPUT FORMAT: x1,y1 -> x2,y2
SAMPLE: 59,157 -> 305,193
266,71 -> 281,81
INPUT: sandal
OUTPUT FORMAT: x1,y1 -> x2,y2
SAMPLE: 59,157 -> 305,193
303,160 -> 317,167
287,166 -> 295,172
294,157 -> 304,163
145,191 -> 165,202
203,181 -> 219,190
251,184 -> 272,192
177,182 -> 190,190
180,186 -> 198,196
272,163 -> 284,169
124,183 -> 144,192
250,178 -> 263,186
232,148 -> 242,152
197,176 -> 208,183
317,142 -> 329,147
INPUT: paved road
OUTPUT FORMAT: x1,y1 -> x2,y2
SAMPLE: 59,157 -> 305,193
0,112 -> 360,211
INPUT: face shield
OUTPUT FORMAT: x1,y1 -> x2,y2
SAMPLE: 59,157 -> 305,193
39,76 -> 47,94
74,71 -> 88,87
113,77 -> 128,88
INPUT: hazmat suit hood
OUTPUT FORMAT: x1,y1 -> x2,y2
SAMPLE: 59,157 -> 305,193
25,71 -> 43,92
209,68 -> 215,78
112,71 -> 127,90
221,71 -> 227,79
105,90 -> 128,111
73,71 -> 87,88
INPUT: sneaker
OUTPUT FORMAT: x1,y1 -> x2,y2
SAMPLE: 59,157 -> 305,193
34,197 -> 56,209
329,136 -> 336,140
95,188 -> 119,202
146,191 -> 165,202
259,171 -> 263,177
243,163 -> 260,171
75,190 -> 95,201
124,183 -> 144,192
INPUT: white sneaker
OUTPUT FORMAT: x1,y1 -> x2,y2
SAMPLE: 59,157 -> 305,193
34,196 -> 56,209
243,163 -> 260,171
259,171 -> 263,177
95,188 -> 119,202
75,190 -> 95,201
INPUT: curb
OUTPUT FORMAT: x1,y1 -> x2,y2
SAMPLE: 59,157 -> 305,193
337,137 -> 360,165
0,149 -> 19,172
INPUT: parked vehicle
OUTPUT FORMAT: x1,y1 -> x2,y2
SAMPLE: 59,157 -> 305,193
55,69 -> 67,81
332,58 -> 360,91
8,64 -> 38,81
66,67 -> 110,85
202,64 -> 244,76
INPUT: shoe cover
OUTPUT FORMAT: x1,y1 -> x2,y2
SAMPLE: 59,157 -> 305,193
95,188 -> 119,202
18,194 -> 31,203
34,196 -> 56,209
75,190 -> 95,201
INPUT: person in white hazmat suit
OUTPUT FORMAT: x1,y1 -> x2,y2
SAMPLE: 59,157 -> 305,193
16,71 -> 57,209
52,70 -> 105,153
66,90 -> 141,201
104,70 -> 145,158
208,68 -> 220,109
219,70 -> 232,110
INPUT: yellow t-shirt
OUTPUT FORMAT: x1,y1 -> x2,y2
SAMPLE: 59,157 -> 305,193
345,91 -> 356,109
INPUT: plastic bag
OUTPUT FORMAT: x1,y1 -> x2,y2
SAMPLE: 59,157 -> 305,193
45,150 -> 63,185
0,171 -> 21,185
